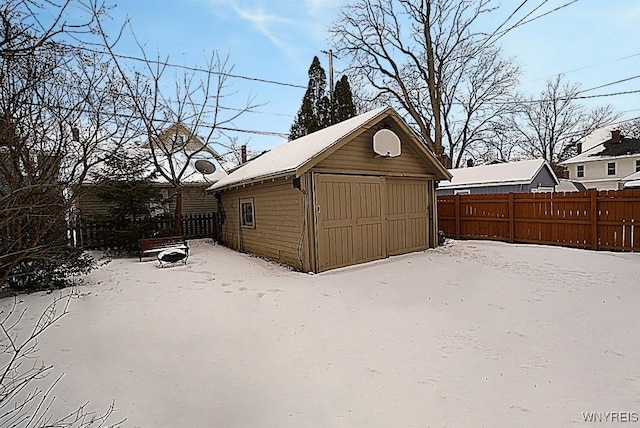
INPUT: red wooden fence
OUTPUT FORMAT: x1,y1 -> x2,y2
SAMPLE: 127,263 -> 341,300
437,189 -> 640,252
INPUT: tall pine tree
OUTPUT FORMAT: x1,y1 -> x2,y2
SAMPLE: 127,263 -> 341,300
290,59 -> 358,140
332,75 -> 356,123
289,56 -> 331,140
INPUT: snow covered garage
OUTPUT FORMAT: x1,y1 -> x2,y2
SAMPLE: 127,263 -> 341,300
208,107 -> 451,272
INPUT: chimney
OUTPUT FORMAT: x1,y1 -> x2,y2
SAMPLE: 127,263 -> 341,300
466,158 -> 474,168
440,153 -> 452,169
562,169 -> 569,179
241,144 -> 247,164
576,142 -> 582,154
71,125 -> 80,142
611,130 -> 621,143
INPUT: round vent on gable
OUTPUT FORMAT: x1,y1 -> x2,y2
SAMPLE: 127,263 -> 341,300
373,129 -> 401,157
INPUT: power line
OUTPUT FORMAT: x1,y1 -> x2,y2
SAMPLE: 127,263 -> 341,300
525,51 -> 640,83
574,89 -> 640,100
467,88 -> 640,106
578,74 -> 640,94
66,44 -> 307,90
13,100 -> 290,138
493,0 -> 579,43
481,0 -> 530,47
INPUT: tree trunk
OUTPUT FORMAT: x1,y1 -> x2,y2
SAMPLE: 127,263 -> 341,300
174,186 -> 182,235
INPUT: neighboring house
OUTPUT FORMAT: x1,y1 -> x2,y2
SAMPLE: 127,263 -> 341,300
208,107 -> 451,273
77,123 -> 227,218
559,130 -> 640,190
437,159 -> 559,195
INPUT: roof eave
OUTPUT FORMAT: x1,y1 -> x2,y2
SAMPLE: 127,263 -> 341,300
208,170 -> 295,192
439,179 -> 534,190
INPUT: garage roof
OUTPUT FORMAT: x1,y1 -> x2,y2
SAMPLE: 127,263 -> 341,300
209,107 -> 450,191
438,159 -> 558,189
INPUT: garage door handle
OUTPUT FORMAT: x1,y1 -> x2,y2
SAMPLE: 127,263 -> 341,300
317,205 -> 321,213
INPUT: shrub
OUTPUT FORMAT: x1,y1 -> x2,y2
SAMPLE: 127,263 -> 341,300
3,246 -> 96,293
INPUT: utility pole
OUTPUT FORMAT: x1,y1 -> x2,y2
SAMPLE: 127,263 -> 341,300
322,49 -> 334,123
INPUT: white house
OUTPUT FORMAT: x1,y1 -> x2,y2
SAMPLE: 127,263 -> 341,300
560,130 -> 640,190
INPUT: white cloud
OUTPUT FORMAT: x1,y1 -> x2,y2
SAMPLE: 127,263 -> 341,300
231,6 -> 297,56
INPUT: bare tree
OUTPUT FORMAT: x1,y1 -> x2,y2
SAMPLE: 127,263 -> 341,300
0,0 -> 90,57
471,121 -> 524,164
511,75 -> 619,171
216,135 -> 257,169
0,292 -> 123,427
330,0 -> 520,167
0,0 -> 140,288
97,22 -> 260,233
618,117 -> 640,139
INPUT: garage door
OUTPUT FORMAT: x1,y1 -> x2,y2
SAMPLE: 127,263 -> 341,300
315,174 -> 385,271
386,178 -> 429,255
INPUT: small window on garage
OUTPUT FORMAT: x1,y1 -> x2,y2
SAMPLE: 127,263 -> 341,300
636,159 -> 640,172
577,165 -> 584,178
607,162 -> 616,176
240,198 -> 255,228
454,189 -> 470,195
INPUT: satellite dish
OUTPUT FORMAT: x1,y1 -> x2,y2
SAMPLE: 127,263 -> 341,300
194,159 -> 217,175
373,129 -> 401,157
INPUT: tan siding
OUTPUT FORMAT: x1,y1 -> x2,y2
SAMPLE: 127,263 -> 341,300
219,179 -> 305,270
315,128 -> 435,176
76,187 -> 113,217
79,184 -> 216,218
167,185 -> 217,215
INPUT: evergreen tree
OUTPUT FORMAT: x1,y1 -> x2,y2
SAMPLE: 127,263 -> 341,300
332,75 -> 357,123
289,56 -> 331,140
90,149 -> 169,253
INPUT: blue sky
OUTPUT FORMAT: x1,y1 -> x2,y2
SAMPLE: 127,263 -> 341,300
104,0 -> 640,155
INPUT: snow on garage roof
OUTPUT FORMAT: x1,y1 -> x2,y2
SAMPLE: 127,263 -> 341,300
208,107 -> 391,191
438,158 -> 558,189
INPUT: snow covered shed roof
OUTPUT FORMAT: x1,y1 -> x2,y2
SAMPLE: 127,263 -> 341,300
209,107 -> 451,191
438,159 -> 558,190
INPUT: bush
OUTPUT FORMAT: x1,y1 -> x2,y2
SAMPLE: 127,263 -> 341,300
3,246 -> 96,293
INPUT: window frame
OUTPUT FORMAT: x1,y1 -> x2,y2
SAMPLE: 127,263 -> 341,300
454,189 -> 471,195
239,198 -> 255,228
636,159 -> 640,173
576,164 -> 584,178
606,162 -> 616,176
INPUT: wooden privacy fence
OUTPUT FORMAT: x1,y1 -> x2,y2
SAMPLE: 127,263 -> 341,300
438,189 -> 640,252
71,212 -> 218,250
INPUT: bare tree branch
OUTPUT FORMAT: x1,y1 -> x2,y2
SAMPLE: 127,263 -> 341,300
331,0 -> 518,167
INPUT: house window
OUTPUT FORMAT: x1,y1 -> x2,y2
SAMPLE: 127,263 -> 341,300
454,189 -> 470,195
636,159 -> 640,172
576,165 -> 584,178
607,162 -> 616,176
240,198 -> 255,228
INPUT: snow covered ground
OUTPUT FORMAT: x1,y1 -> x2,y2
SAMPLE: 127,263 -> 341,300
4,239 -> 640,427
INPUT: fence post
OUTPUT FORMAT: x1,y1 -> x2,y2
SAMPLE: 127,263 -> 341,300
454,194 -> 461,239
509,193 -> 515,243
590,190 -> 598,250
